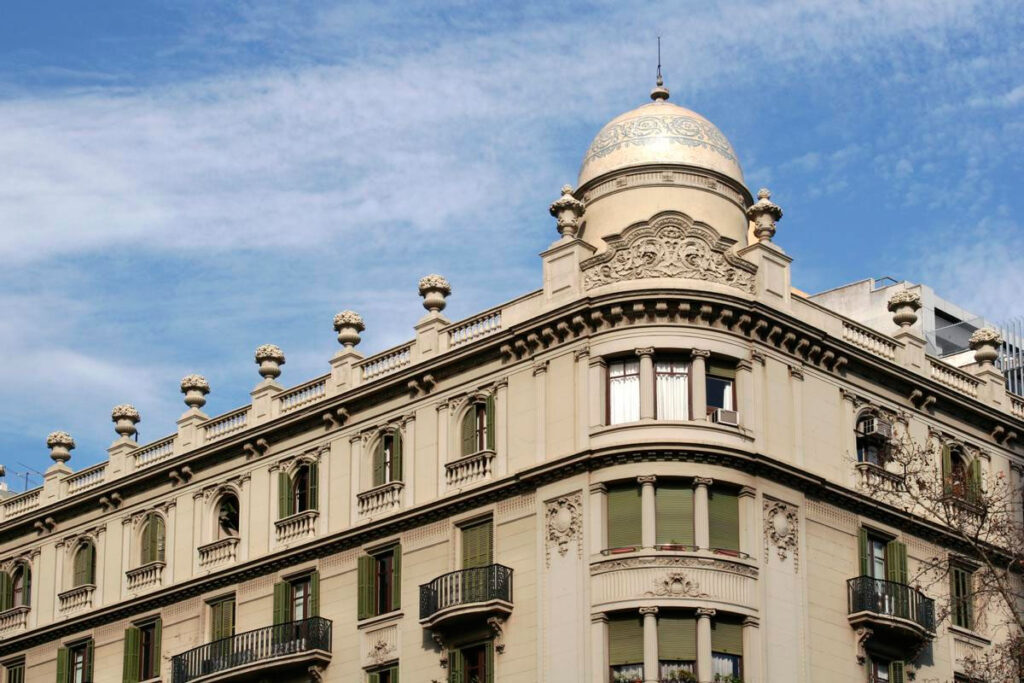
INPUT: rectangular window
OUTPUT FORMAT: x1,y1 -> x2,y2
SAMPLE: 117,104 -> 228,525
358,546 -> 402,620
711,618 -> 743,680
209,596 -> 235,641
658,613 -> 696,679
708,488 -> 740,552
951,566 -> 974,630
655,358 -> 689,420
655,483 -> 694,548
291,577 -> 310,621
608,615 -> 643,682
369,664 -> 399,683
606,483 -> 642,551
705,362 -> 735,415
608,360 -> 640,425
58,641 -> 93,683
867,536 -> 887,580
3,660 -> 24,683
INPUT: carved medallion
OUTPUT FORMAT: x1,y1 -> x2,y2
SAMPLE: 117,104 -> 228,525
648,571 -> 709,598
545,492 -> 583,566
763,499 -> 800,571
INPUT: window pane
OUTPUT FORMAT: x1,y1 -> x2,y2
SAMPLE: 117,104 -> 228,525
711,653 -> 741,679
706,377 -> 734,412
609,361 -> 641,425
656,361 -> 689,420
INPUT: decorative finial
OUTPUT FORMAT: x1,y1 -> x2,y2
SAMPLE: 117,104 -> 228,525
180,374 -> 210,409
651,37 -> 669,101
333,310 -> 365,348
549,185 -> 586,238
969,327 -> 1004,366
255,344 -> 286,380
887,290 -> 922,329
419,275 -> 452,313
46,431 -> 75,464
111,404 -> 140,438
746,188 -> 784,243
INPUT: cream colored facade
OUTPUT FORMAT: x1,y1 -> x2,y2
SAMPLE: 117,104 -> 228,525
0,82 -> 1021,683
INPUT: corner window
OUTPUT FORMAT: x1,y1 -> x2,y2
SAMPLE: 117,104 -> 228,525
608,360 -> 640,425
856,415 -> 892,465
72,542 -> 96,587
460,397 -> 494,455
278,462 -> 319,518
217,493 -> 240,539
374,431 -> 403,486
705,361 -> 735,416
358,545 -> 402,620
708,488 -> 740,553
655,358 -> 690,420
139,513 -> 166,565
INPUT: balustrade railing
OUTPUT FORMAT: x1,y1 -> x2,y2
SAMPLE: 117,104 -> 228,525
847,575 -> 934,633
357,481 -> 404,517
2,489 -> 40,520
359,344 -> 413,381
0,606 -> 29,635
1008,393 -> 1024,420
58,584 -> 95,614
275,509 -> 319,543
841,321 -> 898,361
198,537 -> 240,569
929,360 -> 981,398
126,561 -> 165,591
419,564 -> 513,622
445,450 -> 495,488
170,617 -> 332,683
204,408 -> 249,442
448,310 -> 502,347
278,377 -> 328,413
133,436 -> 176,469
65,464 -> 106,495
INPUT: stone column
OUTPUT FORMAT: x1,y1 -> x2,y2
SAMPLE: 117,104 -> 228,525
742,616 -> 761,683
589,357 -> 608,427
93,528 -> 106,606
638,476 -> 657,549
636,347 -> 655,420
191,492 -> 204,576
349,435 -> 362,521
735,359 -> 753,428
790,365 -> 805,466
163,502 -> 176,585
590,483 -> 608,555
691,350 -> 710,420
751,351 -> 767,451
738,487 -> 757,558
53,540 -> 65,621
269,461 -> 282,546
121,515 -> 135,599
591,612 -> 609,683
534,361 -> 548,463
436,402 -> 449,495
640,606 -> 659,683
402,416 -> 416,505
693,478 -> 713,550
696,608 -> 716,682
237,475 -> 251,562
495,379 -> 509,476
575,347 -> 591,450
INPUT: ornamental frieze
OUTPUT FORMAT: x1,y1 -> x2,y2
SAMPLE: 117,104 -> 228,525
590,554 -> 758,578
581,212 -> 757,293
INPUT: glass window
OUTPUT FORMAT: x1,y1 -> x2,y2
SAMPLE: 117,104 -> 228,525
291,577 -> 310,621
867,537 -> 887,580
951,566 -> 974,629
4,660 -> 24,683
11,564 -> 27,607
705,375 -> 734,413
463,644 -> 487,683
138,622 -> 159,680
69,644 -> 88,683
712,653 -> 742,680
460,401 -> 492,455
293,465 -> 310,513
869,657 -> 890,682
655,358 -> 689,420
608,360 -> 640,425
375,551 -> 395,615
217,494 -> 240,539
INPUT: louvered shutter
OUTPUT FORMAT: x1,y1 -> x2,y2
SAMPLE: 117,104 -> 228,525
368,673 -> 380,683
23,564 -> 31,607
84,640 -> 94,681
278,472 -> 292,518
153,620 -> 162,679
968,458 -> 983,503
607,484 -> 642,549
273,581 -> 289,624
56,647 -> 68,683
608,616 -> 644,666
373,438 -> 386,487
485,640 -> 495,683
392,432 -> 403,482
461,409 -> 477,456
656,483 -> 694,546
486,395 -> 496,451
154,515 -> 165,563
391,546 -> 402,610
308,462 -> 319,511
858,528 -> 869,576
941,445 -> 953,494
708,489 -> 740,551
889,660 -> 905,683
711,619 -> 744,656
886,540 -> 908,583
122,627 -> 140,683
357,555 -> 374,620
448,648 -> 465,683
658,614 -> 697,662
0,572 -> 11,611
462,521 -> 494,569
310,571 -> 320,617
140,518 -> 153,565
392,664 -> 399,683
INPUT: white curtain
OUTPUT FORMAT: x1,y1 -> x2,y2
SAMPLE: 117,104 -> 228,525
655,360 -> 689,420
609,360 -> 640,424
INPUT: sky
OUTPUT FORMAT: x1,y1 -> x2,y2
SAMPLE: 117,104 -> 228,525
0,0 -> 1021,488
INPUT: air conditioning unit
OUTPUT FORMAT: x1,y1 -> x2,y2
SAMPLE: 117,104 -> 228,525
711,409 -> 739,426
858,417 -> 893,440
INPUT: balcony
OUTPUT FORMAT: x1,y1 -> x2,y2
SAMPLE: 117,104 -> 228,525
170,617 -> 331,683
198,537 -> 240,569
58,584 -> 94,614
847,576 -> 935,652
445,450 -> 494,489
0,606 -> 29,636
274,509 -> 319,544
126,561 -> 165,592
419,564 -> 513,630
357,481 -> 404,518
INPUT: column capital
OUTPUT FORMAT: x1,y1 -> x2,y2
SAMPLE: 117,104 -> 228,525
736,359 -> 754,373
589,482 -> 608,495
696,607 -> 716,618
574,345 -> 590,361
637,475 -> 657,486
751,350 -> 766,365
693,477 -> 713,488
691,349 -> 711,359
639,606 -> 659,616
738,486 -> 756,499
634,347 -> 655,358
591,612 -> 609,624
742,616 -> 760,628
589,356 -> 607,369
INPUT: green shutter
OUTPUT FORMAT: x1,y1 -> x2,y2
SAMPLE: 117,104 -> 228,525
486,395 -> 496,451
56,647 -> 68,683
278,472 -> 292,518
23,564 -> 31,607
658,614 -> 697,661
858,528 -> 869,576
607,484 -> 642,549
357,555 -> 374,620
968,458 -> 983,503
211,598 -> 235,640
885,540 -> 908,584
155,515 -> 165,563
392,663 -> 399,683
273,581 -> 289,624
462,521 -> 494,569
951,567 -> 973,629
608,616 -> 644,666
461,409 -> 477,456
656,483 -> 694,546
153,619 -> 162,679
711,619 -> 743,656
373,438 -> 385,487
0,571 -> 11,611
140,518 -> 152,565
122,627 -> 141,683
941,445 -> 953,494
391,546 -> 402,611
310,571 -> 320,617
485,640 -> 495,683
369,672 -> 380,683
448,648 -> 465,683
308,462 -> 319,511
708,489 -> 740,551
392,432 -> 403,482
889,660 -> 905,683
84,640 -> 94,681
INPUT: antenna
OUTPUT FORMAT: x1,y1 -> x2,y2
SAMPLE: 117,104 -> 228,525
651,36 -> 670,101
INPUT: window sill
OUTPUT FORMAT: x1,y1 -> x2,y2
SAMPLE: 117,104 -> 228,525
949,624 -> 990,646
357,610 -> 404,630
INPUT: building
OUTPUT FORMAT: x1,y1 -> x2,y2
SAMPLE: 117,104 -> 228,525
0,77 -> 1021,683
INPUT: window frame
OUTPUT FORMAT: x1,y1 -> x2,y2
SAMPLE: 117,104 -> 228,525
135,619 -> 160,681
705,371 -> 736,415
607,358 -> 641,425
66,639 -> 92,683
950,563 -> 975,630
216,492 -> 240,540
2,658 -> 24,683
654,355 -> 691,421
10,563 -> 28,608
72,541 -> 96,588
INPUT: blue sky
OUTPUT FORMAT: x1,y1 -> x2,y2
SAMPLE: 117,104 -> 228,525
1,0 -> 1021,487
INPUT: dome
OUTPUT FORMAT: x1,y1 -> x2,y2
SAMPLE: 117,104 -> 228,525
577,97 -> 744,189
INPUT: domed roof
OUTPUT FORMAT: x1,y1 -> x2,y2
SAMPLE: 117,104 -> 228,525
578,95 -> 744,189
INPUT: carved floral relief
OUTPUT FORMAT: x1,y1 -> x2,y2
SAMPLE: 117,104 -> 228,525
545,492 -> 583,566
763,499 -> 800,572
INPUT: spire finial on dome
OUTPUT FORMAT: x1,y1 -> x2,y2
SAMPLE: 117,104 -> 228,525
651,36 -> 670,101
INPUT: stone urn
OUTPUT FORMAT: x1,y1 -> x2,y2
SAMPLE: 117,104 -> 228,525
969,327 -> 1003,366
418,274 -> 452,314
180,374 -> 210,409
111,404 -> 140,438
745,188 -> 783,243
255,344 -> 286,380
548,185 -> 585,239
887,290 -> 922,328
46,431 -> 75,464
333,310 -> 365,349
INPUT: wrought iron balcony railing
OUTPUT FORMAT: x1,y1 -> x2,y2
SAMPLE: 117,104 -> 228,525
171,617 -> 331,683
847,576 -> 935,634
419,563 -> 513,623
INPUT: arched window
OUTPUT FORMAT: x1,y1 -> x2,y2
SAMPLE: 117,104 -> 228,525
278,462 -> 319,518
140,513 -> 166,565
217,493 -> 240,539
856,413 -> 892,466
942,445 -> 982,503
73,541 -> 96,587
11,563 -> 29,607
460,396 -> 494,456
373,431 -> 403,486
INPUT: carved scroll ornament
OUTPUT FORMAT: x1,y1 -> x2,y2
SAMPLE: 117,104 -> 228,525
763,499 -> 800,571
545,492 -> 583,566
